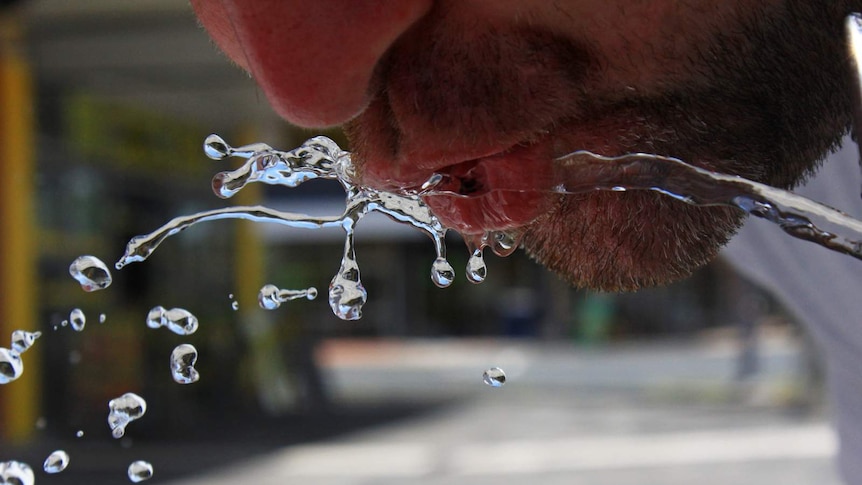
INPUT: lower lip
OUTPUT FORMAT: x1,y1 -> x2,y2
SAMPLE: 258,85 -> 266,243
421,142 -> 555,234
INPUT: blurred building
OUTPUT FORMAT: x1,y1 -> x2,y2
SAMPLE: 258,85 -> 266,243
0,0 -> 789,446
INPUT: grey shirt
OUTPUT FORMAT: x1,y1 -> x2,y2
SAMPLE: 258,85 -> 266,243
722,136 -> 862,484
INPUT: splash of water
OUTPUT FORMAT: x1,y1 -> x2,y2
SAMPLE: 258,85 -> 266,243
69,308 -> 86,332
117,135 -> 458,321
43,450 -> 70,474
11,330 -> 41,354
421,149 -> 862,261
127,461 -> 153,483
258,284 -> 317,310
2,333 -> 35,385
464,236 -> 488,284
430,258 -> 456,287
107,392 -> 147,439
146,306 -> 199,335
69,255 -> 112,292
533,151 -> 862,261
170,344 -> 199,384
0,461 -> 34,485
0,348 -> 23,385
329,232 -> 366,320
482,367 -> 506,387
117,135 -> 862,323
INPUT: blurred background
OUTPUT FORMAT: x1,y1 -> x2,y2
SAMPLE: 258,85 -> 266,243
0,1 -> 840,484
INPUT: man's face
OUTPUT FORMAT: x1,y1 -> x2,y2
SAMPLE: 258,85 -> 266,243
192,0 -> 857,291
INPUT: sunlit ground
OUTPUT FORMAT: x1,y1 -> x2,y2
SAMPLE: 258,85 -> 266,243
8,329 -> 839,485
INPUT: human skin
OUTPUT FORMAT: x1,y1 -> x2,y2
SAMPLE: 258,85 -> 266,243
191,0 -> 860,291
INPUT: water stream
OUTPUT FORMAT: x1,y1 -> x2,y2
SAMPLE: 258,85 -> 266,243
117,133 -> 862,324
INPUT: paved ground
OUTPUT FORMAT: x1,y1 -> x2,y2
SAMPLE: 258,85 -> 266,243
167,333 -> 843,485
165,398 -> 838,485
5,332 -> 844,485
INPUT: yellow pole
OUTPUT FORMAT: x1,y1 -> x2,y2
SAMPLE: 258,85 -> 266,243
0,14 -> 39,442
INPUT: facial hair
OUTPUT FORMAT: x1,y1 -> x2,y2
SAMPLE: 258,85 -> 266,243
523,0 -> 858,291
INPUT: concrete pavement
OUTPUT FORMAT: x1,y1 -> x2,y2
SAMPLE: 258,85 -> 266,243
162,332 -> 841,485
4,331 -> 841,485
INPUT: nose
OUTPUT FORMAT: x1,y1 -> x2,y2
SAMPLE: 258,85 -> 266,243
195,0 -> 433,128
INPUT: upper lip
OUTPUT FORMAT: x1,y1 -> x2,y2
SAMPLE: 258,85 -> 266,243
361,127 -> 559,196
349,74 -> 563,194
358,142 -> 520,194
416,141 -> 521,177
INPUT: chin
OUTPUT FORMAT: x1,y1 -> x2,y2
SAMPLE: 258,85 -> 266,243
522,191 -> 744,292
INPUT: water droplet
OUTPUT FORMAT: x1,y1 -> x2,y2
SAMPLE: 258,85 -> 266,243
258,285 -> 279,310
258,284 -> 318,310
329,231 -> 367,320
430,258 -> 455,288
420,173 -> 444,192
75,430 -> 84,438
0,461 -> 34,485
488,230 -> 522,257
483,367 -> 506,387
146,306 -> 198,335
60,320 -> 68,327
466,250 -> 487,284
69,255 -> 112,292
231,301 -> 239,311
10,330 -> 41,354
145,307 -> 163,329
127,461 -> 153,483
170,344 -> 199,384
99,313 -> 107,324
108,392 -> 147,439
43,450 -> 69,474
203,134 -> 230,160
328,274 -> 366,321
0,348 -> 23,384
69,308 -> 86,332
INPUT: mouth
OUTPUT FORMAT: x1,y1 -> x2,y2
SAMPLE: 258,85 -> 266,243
408,141 -> 557,235
352,135 -> 558,235
428,143 -> 550,196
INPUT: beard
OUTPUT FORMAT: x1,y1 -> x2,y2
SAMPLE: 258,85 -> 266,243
525,0 -> 857,291
346,0 -> 859,291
